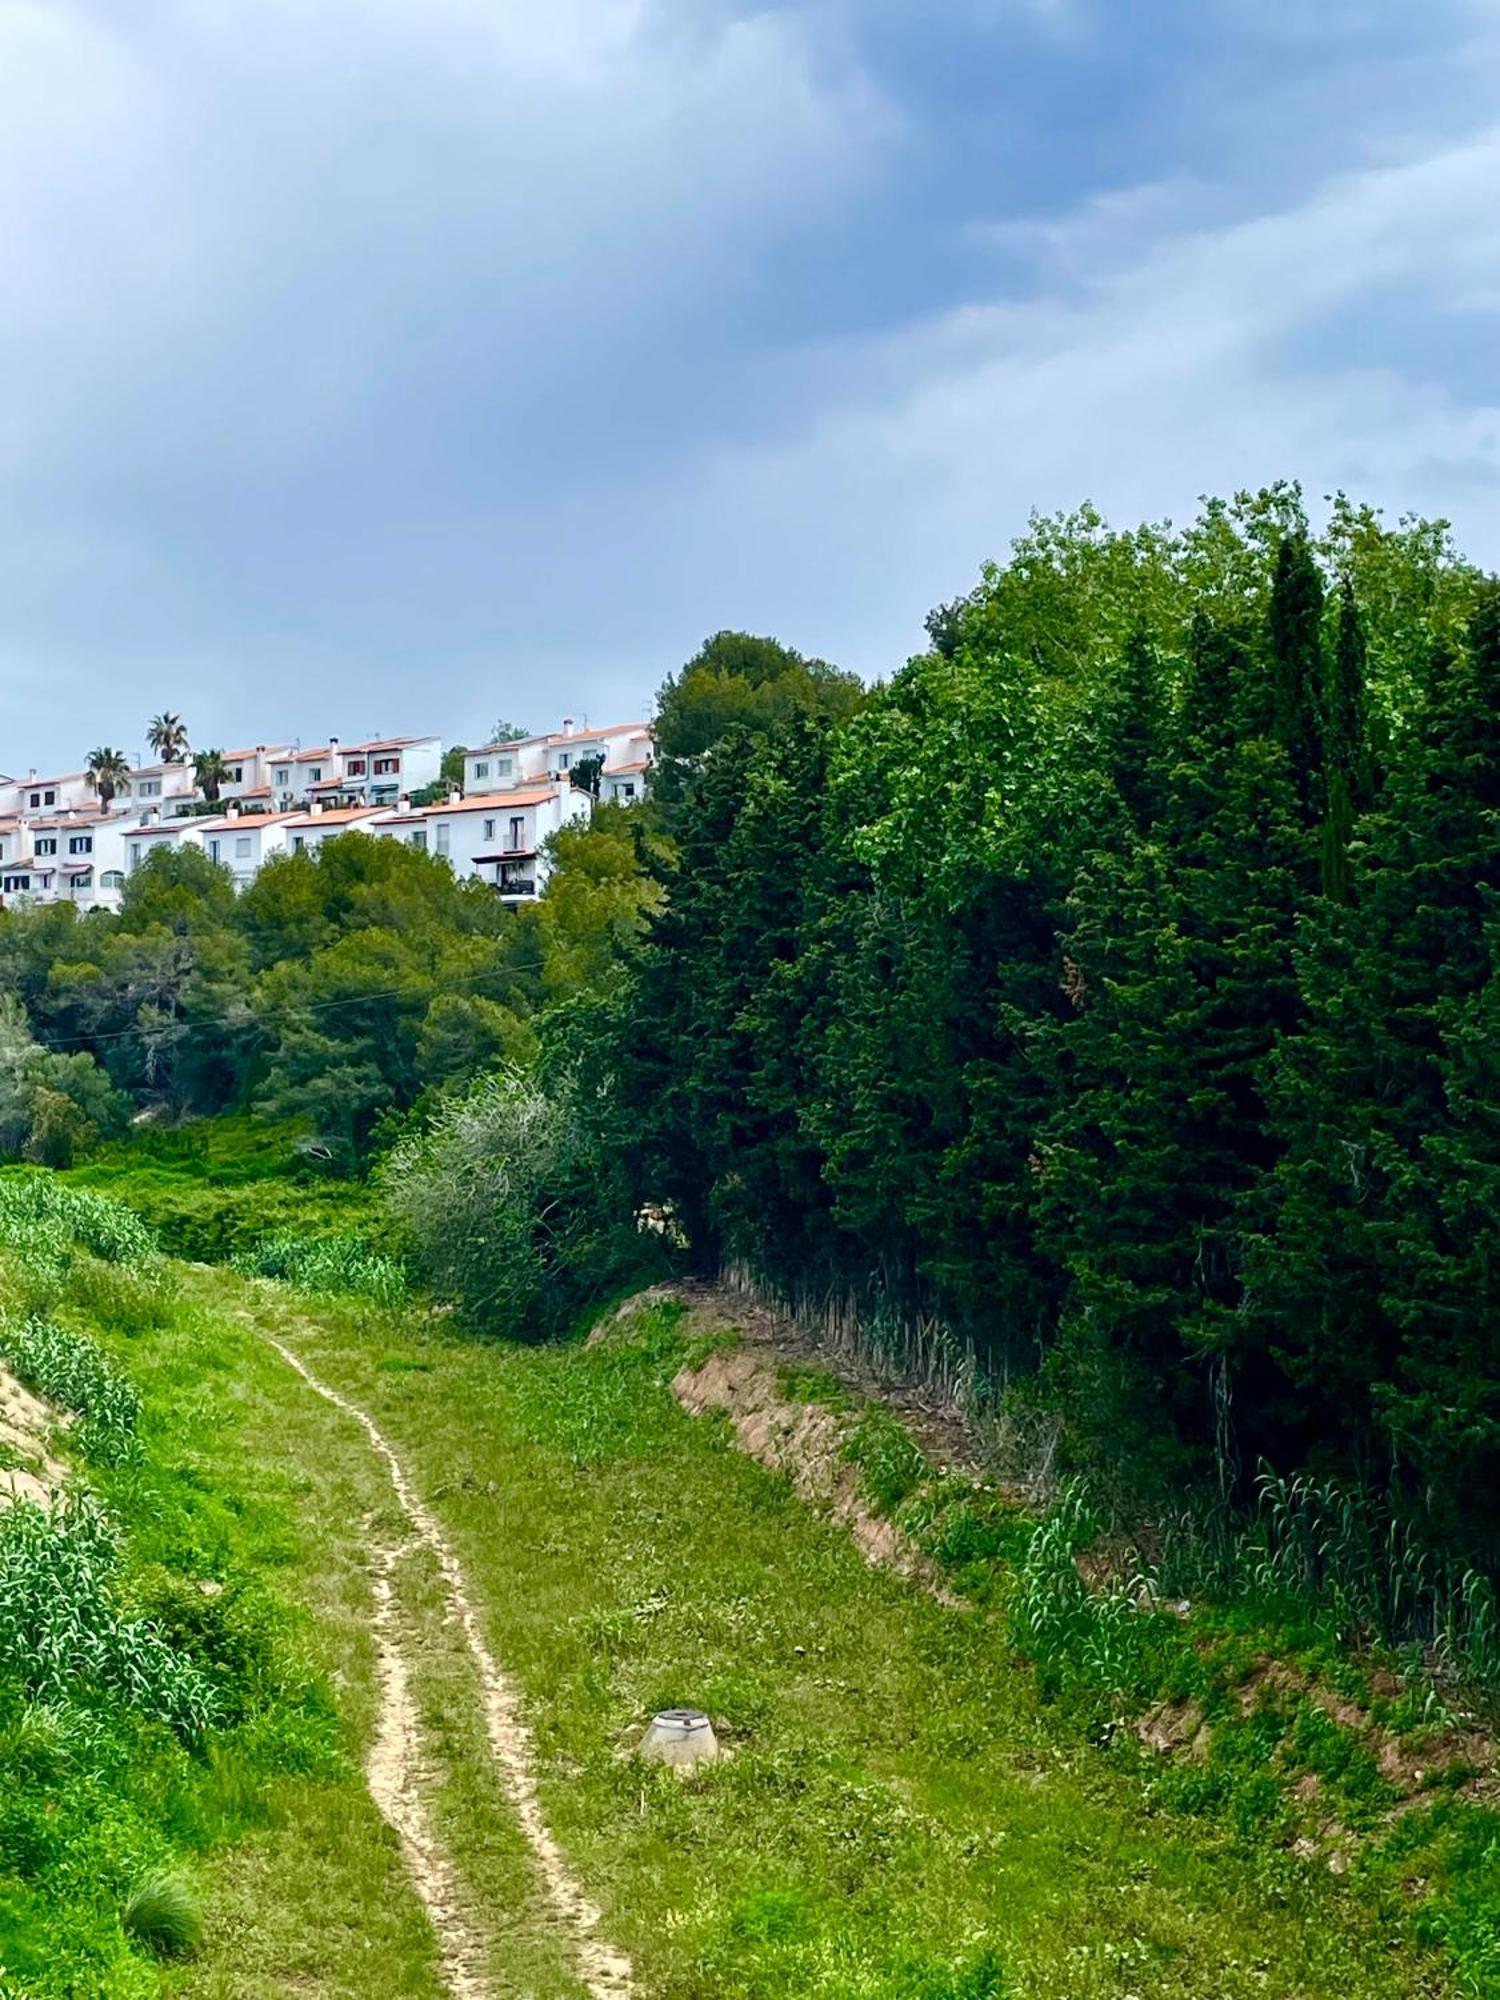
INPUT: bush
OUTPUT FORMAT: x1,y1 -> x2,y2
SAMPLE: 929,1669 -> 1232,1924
380,1069 -> 652,1339
122,1872 -> 203,1958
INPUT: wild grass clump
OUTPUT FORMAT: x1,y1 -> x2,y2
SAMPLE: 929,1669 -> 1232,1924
233,1230 -> 408,1307
1152,1469 -> 1500,1694
0,1495 -> 218,1738
0,1316 -> 141,1464
122,1871 -> 203,1958
0,1171 -> 158,1268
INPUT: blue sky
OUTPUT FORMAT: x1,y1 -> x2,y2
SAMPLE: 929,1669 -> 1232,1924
2,0 -> 1498,769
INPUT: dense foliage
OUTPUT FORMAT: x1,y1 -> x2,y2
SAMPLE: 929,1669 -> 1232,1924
579,492 -> 1500,1584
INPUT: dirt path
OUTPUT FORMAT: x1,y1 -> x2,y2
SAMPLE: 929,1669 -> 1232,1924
253,1322 -> 634,2000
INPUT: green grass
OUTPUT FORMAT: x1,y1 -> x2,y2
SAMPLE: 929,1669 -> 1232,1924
229,1286 -> 1460,1999
0,1189 -> 449,1999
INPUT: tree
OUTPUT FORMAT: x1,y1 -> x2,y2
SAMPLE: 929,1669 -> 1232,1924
569,753 -> 604,801
147,713 -> 189,763
1266,534 -> 1326,818
487,720 -> 529,745
440,745 -> 467,790
193,748 -> 232,802
85,748 -> 132,810
650,631 -> 865,819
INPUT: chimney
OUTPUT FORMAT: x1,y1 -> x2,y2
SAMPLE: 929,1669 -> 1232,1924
397,793 -> 410,814
561,716 -> 574,738
329,736 -> 340,756
447,788 -> 462,806
226,804 -> 240,821
310,800 -> 323,816
26,768 -> 35,782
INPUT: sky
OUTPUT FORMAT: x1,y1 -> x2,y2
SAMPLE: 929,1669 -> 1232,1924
3,0 -> 1499,771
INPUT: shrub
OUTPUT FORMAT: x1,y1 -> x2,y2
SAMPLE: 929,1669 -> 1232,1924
0,1316 -> 141,1464
380,1070 -> 652,1339
122,1872 -> 203,1958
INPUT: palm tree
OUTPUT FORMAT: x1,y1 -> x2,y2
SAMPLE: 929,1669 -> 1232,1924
147,712 -> 189,763
84,747 -> 132,810
193,748 -> 231,803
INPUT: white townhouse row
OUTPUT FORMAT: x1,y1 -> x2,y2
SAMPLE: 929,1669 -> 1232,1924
0,715 -> 652,913
461,719 -> 652,805
118,783 -> 590,901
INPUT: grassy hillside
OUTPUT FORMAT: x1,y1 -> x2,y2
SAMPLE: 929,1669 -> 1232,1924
2,1163 -> 1493,1995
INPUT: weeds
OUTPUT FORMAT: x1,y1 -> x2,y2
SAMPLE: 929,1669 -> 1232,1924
0,1495 -> 217,1736
233,1229 -> 408,1307
0,1316 -> 140,1464
0,1171 -> 158,1268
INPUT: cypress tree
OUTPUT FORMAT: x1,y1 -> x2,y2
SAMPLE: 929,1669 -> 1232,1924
1267,533 -> 1326,819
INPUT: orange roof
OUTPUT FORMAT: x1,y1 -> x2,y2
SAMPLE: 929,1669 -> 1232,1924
441,787 -> 561,811
282,806 -> 386,828
221,745 -> 289,761
606,760 -> 651,775
192,810 -> 302,835
275,747 -> 332,765
339,735 -> 433,754
125,823 -> 186,840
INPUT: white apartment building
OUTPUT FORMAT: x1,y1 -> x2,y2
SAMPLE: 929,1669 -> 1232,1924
0,770 -> 99,817
216,746 -> 292,808
280,804 -> 390,858
124,761 -> 197,810
462,719 -> 652,799
195,810 -> 302,887
380,785 -> 588,899
3,713 -> 649,911
268,746 -> 337,807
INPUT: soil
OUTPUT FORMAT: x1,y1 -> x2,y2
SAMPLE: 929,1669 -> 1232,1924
0,1362 -> 69,1506
655,1293 -> 960,1603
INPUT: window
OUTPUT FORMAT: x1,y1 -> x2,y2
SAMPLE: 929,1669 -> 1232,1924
508,815 -> 525,849
346,759 -> 366,776
70,870 -> 92,893
3,874 -> 27,892
292,835 -> 305,853
274,768 -> 291,788
138,779 -> 161,798
410,829 -> 426,851
230,765 -> 244,783
374,756 -> 399,776
495,757 -> 513,777
473,760 -> 489,780
69,835 -> 91,854
34,837 -> 56,856
207,839 -> 220,861
27,793 -> 40,809
435,823 -> 450,857
100,870 -> 124,890
482,818 -> 495,841
621,782 -> 636,801
557,751 -> 571,769
308,767 -> 323,784
235,835 -> 252,858
45,790 -> 56,806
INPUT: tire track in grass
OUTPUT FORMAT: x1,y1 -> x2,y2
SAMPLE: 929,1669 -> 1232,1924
366,1533 -> 493,2000
250,1317 -> 635,2000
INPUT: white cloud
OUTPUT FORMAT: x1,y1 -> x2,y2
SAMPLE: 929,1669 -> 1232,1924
594,122 -> 1500,674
